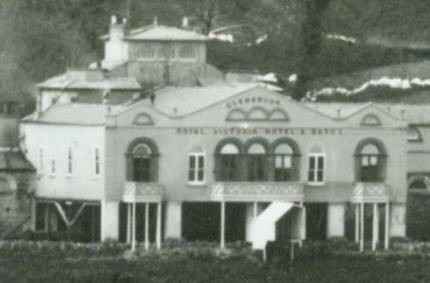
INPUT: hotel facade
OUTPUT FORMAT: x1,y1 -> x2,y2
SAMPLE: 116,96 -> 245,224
21,16 -> 429,251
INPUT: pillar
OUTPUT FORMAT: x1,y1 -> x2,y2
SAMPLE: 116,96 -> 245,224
385,202 -> 390,250
156,202 -> 162,249
360,202 -> 364,252
164,201 -> 182,238
126,204 -> 131,243
101,200 -> 119,241
132,202 -> 136,251
31,199 -> 37,231
291,206 -> 306,243
354,204 -> 359,243
145,203 -> 149,250
390,203 -> 406,238
372,203 -> 379,251
245,202 -> 259,242
327,203 -> 345,238
220,201 -> 225,249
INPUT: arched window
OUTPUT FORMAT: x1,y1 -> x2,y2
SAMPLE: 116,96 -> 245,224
226,109 -> 247,121
355,139 -> 386,182
360,114 -> 382,126
246,139 -> 268,181
308,145 -> 325,184
215,140 -> 243,181
248,107 -> 268,121
268,109 -> 289,121
126,138 -> 158,182
408,127 -> 422,142
408,175 -> 430,191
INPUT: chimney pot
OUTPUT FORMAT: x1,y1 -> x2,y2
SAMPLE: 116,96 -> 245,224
182,16 -> 189,28
111,15 -> 117,25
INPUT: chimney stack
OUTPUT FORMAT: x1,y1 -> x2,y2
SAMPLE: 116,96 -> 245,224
182,16 -> 189,29
111,15 -> 117,25
109,15 -> 126,41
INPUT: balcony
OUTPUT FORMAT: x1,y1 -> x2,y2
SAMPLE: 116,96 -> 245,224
351,182 -> 390,203
122,181 -> 164,203
209,182 -> 304,202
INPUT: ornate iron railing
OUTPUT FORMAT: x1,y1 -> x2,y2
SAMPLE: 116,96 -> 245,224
122,181 -> 164,203
351,182 -> 390,203
209,182 -> 304,202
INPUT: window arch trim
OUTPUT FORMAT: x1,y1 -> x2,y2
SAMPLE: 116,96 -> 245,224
126,137 -> 159,156
244,137 -> 270,153
271,137 -> 301,156
360,114 -> 382,127
354,137 -> 387,157
226,109 -> 247,121
247,106 -> 269,121
408,126 -> 423,143
214,137 -> 245,155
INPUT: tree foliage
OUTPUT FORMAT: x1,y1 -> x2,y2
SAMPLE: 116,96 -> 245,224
0,0 -> 428,103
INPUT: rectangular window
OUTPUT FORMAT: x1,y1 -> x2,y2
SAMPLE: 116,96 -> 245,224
158,46 -> 175,59
188,153 -> 205,183
360,155 -> 379,182
50,157 -> 56,176
308,154 -> 324,184
179,46 -> 196,58
140,45 -> 155,58
95,148 -> 100,176
133,157 -> 151,182
39,148 -> 44,172
274,155 -> 292,181
67,147 -> 73,175
220,155 -> 237,181
247,155 -> 266,181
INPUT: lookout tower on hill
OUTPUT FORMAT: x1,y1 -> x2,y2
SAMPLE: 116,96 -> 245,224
101,15 -> 208,69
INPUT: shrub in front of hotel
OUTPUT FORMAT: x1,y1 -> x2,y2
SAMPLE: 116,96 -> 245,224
0,240 -> 128,259
300,237 -> 359,257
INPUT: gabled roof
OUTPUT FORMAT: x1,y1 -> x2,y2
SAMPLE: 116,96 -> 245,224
139,83 -> 258,116
102,24 -> 208,41
0,149 -> 35,172
305,103 -> 372,119
37,69 -> 141,91
23,103 -> 125,126
306,102 -> 430,124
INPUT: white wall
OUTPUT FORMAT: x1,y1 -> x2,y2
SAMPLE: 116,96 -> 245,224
22,123 -> 105,200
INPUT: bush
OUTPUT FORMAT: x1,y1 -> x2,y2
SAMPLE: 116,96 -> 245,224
300,237 -> 359,257
0,240 -> 128,259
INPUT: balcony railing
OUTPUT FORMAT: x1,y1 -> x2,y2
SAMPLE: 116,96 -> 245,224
122,181 -> 164,203
351,182 -> 390,203
209,182 -> 304,202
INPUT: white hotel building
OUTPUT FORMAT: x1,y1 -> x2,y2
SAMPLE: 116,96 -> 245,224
21,16 -> 430,251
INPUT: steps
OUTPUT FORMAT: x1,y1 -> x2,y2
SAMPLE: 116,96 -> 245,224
248,202 -> 294,250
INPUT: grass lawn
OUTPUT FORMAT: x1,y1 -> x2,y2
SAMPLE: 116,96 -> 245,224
3,253 -> 430,283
